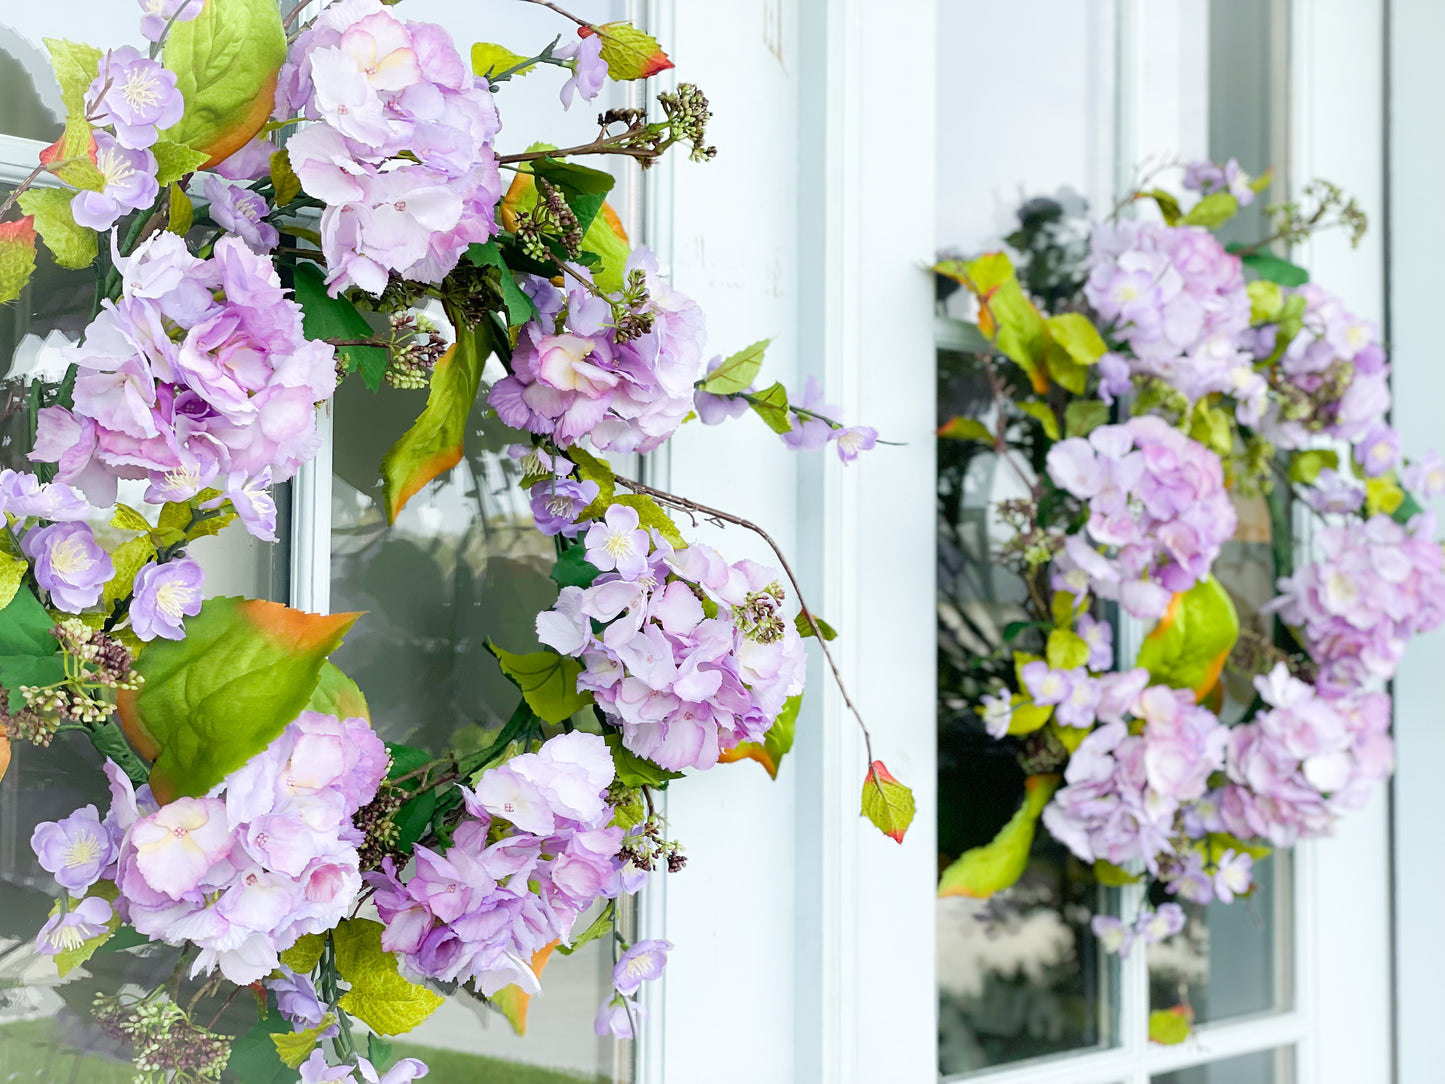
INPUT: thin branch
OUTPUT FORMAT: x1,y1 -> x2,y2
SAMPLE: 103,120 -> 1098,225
613,475 -> 878,766
0,163 -> 46,220
499,134 -> 654,166
516,0 -> 592,28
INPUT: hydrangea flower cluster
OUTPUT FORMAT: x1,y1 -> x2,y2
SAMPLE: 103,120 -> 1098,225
368,731 -> 636,995
534,508 -> 806,771
1242,283 -> 1390,453
32,712 -> 388,984
491,251 -> 708,453
31,231 -> 338,537
1204,665 -> 1394,846
1084,219 -> 1254,405
1041,681 -> 1227,874
1046,416 -> 1237,620
1267,513 -> 1445,694
300,1049 -> 428,1084
1090,902 -> 1186,957
279,0 -> 504,295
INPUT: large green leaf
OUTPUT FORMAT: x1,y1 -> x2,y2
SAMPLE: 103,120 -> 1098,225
487,641 -> 593,724
38,39 -> 106,192
701,340 -> 769,395
0,587 -> 63,712
306,661 -> 369,720
604,732 -> 683,787
379,318 -> 490,524
938,775 -> 1059,897
1135,576 -> 1239,700
936,253 -> 1050,392
162,0 -> 287,168
17,188 -> 97,270
117,596 -> 359,802
589,22 -> 675,80
1182,192 -> 1239,227
530,158 -> 615,236
467,240 -> 540,326
292,262 -> 387,390
334,918 -> 445,1035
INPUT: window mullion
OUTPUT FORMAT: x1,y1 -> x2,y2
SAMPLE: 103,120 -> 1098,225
288,402 -> 333,614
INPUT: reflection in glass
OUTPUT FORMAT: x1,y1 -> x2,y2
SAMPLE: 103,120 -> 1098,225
1148,853 -> 1291,1027
937,349 -> 1115,1075
1153,1046 -> 1294,1084
329,374 -> 628,1083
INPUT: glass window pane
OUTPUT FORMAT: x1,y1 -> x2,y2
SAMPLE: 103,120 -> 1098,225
1152,1046 -> 1295,1084
328,372 -> 631,1081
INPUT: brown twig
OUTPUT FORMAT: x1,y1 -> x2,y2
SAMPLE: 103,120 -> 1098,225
499,135 -> 654,167
0,163 -> 47,221
613,475 -> 878,767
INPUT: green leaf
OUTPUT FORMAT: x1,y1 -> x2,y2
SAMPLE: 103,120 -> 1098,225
937,416 -> 993,443
701,340 -> 769,395
305,661 -> 369,720
1205,831 -> 1272,863
1006,700 -> 1052,736
1017,400 -> 1060,440
1288,449 -> 1340,486
162,0 -> 287,169
380,317 -> 490,523
103,536 -> 156,612
795,613 -> 837,640
40,39 -> 106,192
1046,312 -> 1107,366
17,188 -> 97,269
605,731 -> 683,786
550,545 -> 601,590
1188,401 -> 1233,458
1093,859 -> 1141,886
860,760 -> 915,843
1045,346 -> 1088,395
531,158 -> 615,235
152,139 -> 207,186
590,22 -> 675,80
52,881 -> 123,977
292,262 -> 387,390
1136,576 -> 1239,700
1246,279 -> 1284,323
1392,490 -> 1425,526
1240,250 -> 1309,287
367,1033 -> 394,1071
719,694 -> 800,779
269,148 -> 300,207
1051,591 -> 1078,628
0,552 -> 25,610
167,183 -> 193,235
467,241 -> 540,327
1141,188 -> 1182,226
391,789 -> 437,855
228,1011 -> 295,1084
1064,400 -> 1110,438
279,932 -> 326,974
0,216 -> 38,304
938,775 -> 1059,897
748,381 -> 793,434
1365,476 -> 1405,517
954,252 -> 1050,391
0,586 -> 62,712
111,504 -> 151,532
1045,628 -> 1089,671
612,494 -> 685,549
272,1013 -> 335,1068
1182,191 -> 1239,227
471,42 -> 535,78
118,596 -> 359,802
1149,1008 -> 1192,1045
334,918 -> 445,1035
487,642 -> 593,725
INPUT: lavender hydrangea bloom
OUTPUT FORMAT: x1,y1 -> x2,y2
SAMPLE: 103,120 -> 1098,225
36,896 -> 114,956
71,132 -> 159,231
530,478 -> 601,537
137,0 -> 204,43
612,939 -> 671,996
87,47 -> 184,149
557,32 -> 607,109
22,522 -> 113,612
1046,417 -> 1236,620
32,805 -> 115,894
1356,424 -> 1402,477
585,504 -> 651,580
131,557 -> 205,641
202,175 -> 279,253
1084,220 -> 1252,406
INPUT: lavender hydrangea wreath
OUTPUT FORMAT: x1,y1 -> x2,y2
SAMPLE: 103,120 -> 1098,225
0,1 -> 913,1080
935,163 -> 1441,1001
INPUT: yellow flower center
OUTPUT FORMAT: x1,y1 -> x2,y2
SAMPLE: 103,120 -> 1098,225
63,832 -> 102,869
49,536 -> 92,578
